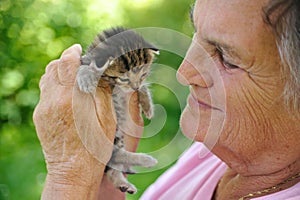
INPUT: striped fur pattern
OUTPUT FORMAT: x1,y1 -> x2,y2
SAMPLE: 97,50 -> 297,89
76,27 -> 159,194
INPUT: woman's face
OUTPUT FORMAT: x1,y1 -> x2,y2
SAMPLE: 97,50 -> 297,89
177,0 -> 300,175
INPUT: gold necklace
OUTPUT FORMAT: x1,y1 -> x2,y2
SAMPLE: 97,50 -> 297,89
239,172 -> 300,200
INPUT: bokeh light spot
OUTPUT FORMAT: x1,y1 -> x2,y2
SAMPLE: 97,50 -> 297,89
46,39 -> 64,58
67,13 -> 82,28
37,27 -> 55,43
1,70 -> 24,96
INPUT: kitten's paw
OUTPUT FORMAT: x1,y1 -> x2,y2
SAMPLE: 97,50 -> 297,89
143,107 -> 153,119
119,183 -> 137,194
76,65 -> 99,94
140,154 -> 158,167
123,166 -> 137,174
78,81 -> 97,93
106,168 -> 137,194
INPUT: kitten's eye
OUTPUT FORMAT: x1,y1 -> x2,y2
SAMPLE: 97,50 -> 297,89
118,77 -> 130,82
141,73 -> 148,79
108,75 -> 118,79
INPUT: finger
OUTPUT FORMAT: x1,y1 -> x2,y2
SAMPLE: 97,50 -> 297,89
58,44 -> 82,86
124,92 -> 144,152
39,59 -> 60,92
34,59 -> 59,137
72,84 -> 116,165
93,86 -> 116,143
61,43 -> 82,58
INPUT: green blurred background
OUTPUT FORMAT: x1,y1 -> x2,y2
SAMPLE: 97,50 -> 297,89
0,0 -> 194,199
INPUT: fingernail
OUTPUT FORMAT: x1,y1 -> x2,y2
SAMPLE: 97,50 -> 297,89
73,43 -> 82,52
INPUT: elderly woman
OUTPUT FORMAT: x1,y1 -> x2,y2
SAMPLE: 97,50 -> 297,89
33,0 -> 300,199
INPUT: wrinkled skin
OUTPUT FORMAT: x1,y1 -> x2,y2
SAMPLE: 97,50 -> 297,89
33,44 -> 143,199
177,0 -> 300,199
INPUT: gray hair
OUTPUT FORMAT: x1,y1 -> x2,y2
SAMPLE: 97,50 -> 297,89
264,0 -> 300,111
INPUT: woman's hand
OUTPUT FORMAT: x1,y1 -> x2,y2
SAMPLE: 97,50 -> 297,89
33,44 -> 143,199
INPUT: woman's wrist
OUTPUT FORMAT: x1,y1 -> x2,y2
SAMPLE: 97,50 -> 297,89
42,173 -> 102,200
42,156 -> 106,200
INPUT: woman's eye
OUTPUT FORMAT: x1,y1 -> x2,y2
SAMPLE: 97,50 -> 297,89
216,49 -> 239,69
222,59 -> 239,69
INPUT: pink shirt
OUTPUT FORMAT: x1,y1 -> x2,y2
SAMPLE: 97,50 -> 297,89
141,142 -> 300,200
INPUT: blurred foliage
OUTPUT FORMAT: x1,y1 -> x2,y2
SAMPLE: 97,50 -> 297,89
0,0 -> 194,199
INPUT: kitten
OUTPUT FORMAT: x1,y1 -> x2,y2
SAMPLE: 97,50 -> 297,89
76,27 -> 159,194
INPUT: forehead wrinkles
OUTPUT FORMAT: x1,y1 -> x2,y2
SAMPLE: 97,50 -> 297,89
194,0 -> 266,35
194,0 -> 271,61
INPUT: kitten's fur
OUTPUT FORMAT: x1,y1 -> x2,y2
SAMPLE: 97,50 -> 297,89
76,27 -> 158,194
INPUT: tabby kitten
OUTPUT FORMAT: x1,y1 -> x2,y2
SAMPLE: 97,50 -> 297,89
76,27 -> 159,194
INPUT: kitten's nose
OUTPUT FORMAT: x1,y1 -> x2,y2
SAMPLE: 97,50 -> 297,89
132,86 -> 139,91
131,84 -> 139,91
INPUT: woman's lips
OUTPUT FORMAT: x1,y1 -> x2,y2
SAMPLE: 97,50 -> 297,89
187,93 -> 220,111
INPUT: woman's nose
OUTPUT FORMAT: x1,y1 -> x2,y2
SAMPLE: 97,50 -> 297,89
176,59 -> 194,85
176,50 -> 213,88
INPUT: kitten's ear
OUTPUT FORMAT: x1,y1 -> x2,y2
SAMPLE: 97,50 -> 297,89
150,48 -> 160,55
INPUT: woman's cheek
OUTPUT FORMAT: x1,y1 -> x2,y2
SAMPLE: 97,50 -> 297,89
180,105 -> 200,141
180,103 -> 221,143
